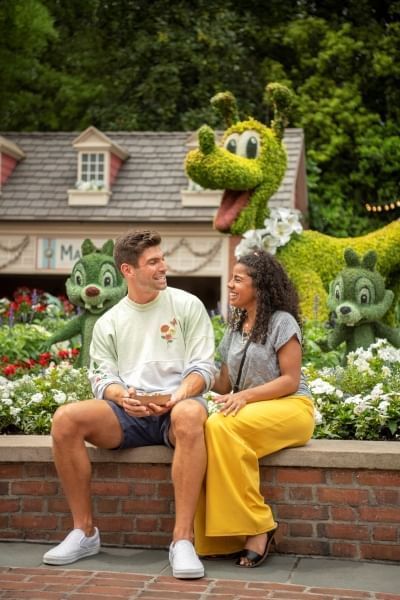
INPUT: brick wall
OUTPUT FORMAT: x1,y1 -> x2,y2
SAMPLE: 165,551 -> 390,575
0,437 -> 399,562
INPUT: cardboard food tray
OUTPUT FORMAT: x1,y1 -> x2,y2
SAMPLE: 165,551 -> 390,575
135,393 -> 171,406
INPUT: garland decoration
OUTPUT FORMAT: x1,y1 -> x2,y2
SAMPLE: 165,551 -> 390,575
164,238 -> 222,274
0,236 -> 30,270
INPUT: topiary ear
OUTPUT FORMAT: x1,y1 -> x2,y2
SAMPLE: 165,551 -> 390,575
265,83 -> 294,141
101,240 -> 114,256
344,248 -> 360,267
81,239 -> 96,256
362,250 -> 377,271
210,91 -> 240,127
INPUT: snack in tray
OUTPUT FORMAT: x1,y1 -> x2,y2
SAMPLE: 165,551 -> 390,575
135,392 -> 171,406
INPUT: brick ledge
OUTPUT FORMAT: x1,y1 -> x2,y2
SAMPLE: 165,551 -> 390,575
0,435 -> 399,470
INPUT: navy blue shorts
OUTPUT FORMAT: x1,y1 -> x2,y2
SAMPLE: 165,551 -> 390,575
106,396 -> 207,450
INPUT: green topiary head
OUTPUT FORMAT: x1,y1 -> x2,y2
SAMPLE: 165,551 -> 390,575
185,83 -> 293,235
327,248 -> 394,327
66,239 -> 126,315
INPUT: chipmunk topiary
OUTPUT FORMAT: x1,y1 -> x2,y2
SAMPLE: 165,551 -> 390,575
327,248 -> 400,358
47,239 -> 127,367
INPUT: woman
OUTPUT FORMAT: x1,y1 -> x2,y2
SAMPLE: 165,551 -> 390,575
194,250 -> 314,568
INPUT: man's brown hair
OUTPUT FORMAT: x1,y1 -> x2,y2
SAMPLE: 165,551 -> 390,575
113,230 -> 162,269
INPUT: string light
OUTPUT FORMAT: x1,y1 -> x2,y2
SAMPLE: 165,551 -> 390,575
365,199 -> 400,212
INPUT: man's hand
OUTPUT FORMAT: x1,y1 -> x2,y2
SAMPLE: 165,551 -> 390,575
121,387 -> 155,417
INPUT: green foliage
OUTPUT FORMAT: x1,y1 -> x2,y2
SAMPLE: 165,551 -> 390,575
2,0 -> 400,233
302,320 -> 344,369
0,324 -> 49,364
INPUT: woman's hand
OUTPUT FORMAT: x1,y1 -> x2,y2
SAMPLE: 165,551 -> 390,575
214,392 -> 247,416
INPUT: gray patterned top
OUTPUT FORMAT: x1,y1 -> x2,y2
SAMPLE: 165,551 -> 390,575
219,310 -> 312,398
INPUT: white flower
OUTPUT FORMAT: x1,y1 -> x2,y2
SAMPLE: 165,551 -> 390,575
31,393 -> 44,403
262,234 -> 281,255
1,398 -> 12,406
335,389 -> 344,398
53,390 -> 67,404
382,366 -> 391,377
309,378 -> 336,395
235,209 -> 303,258
370,384 -> 384,400
314,408 -> 323,425
234,230 -> 264,258
378,400 -> 390,415
353,357 -> 373,374
377,346 -> 400,363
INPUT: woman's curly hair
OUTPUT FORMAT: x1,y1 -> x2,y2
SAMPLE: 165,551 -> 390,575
229,249 -> 301,344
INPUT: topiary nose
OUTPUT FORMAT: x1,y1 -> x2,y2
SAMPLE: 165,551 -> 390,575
85,286 -> 100,297
340,306 -> 351,315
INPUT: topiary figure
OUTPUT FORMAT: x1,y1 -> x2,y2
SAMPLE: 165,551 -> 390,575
47,239 -> 126,367
186,83 -> 292,235
327,248 -> 400,358
185,84 -> 400,322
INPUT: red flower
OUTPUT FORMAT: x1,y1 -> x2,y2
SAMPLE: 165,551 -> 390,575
23,358 -> 36,368
71,348 -> 80,356
38,352 -> 52,366
57,349 -> 70,359
4,364 -> 17,376
33,304 -> 46,312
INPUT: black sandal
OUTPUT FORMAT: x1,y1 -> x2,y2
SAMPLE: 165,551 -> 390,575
235,525 -> 278,568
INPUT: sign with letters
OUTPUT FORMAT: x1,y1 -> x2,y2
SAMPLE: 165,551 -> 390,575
37,238 -> 109,271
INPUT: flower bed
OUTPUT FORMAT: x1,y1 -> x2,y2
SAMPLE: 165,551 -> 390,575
0,289 -> 399,439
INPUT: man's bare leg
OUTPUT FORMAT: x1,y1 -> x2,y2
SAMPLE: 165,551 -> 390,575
168,400 -> 207,542
51,399 -> 122,536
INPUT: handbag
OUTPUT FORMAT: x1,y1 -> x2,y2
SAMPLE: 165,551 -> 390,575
233,337 -> 251,392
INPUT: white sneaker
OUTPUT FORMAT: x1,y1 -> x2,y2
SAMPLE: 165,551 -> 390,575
43,528 -> 100,565
169,540 -> 204,579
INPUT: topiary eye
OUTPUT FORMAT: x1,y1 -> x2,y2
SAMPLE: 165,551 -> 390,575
102,269 -> 115,287
246,136 -> 258,158
358,287 -> 371,304
100,264 -> 117,288
224,133 -> 239,154
236,130 -> 261,159
334,283 -> 341,301
73,267 -> 85,287
226,139 -> 237,154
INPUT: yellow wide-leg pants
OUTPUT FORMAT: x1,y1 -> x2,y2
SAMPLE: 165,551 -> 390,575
194,395 -> 314,556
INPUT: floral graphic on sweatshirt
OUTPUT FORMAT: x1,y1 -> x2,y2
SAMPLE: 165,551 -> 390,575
160,318 -> 177,344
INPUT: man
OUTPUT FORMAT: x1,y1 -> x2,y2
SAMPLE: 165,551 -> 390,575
43,230 -> 216,579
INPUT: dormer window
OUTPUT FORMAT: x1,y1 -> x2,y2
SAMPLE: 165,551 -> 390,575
78,152 -> 106,190
68,126 -> 129,206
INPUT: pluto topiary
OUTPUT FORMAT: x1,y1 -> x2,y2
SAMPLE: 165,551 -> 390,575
185,85 -> 400,321
185,84 -> 291,235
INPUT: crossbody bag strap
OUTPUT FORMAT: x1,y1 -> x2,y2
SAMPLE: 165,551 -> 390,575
233,337 -> 251,393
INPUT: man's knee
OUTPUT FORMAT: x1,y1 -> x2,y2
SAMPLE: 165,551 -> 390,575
171,400 -> 207,437
51,401 -> 88,442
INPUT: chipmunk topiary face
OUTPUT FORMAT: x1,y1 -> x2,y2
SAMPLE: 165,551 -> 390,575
66,239 -> 126,315
328,249 -> 394,327
326,248 -> 400,358
47,239 -> 127,367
